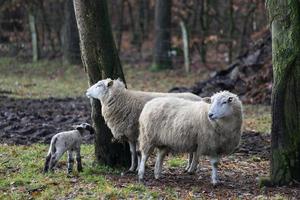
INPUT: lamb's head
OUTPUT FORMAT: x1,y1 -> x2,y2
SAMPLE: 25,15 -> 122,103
208,91 -> 242,120
73,123 -> 95,134
86,78 -> 125,102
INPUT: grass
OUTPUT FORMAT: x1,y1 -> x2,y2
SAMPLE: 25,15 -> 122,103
0,144 -> 161,199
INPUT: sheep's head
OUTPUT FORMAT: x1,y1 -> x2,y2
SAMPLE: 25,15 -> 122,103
73,123 -> 95,134
86,78 -> 114,100
208,91 -> 241,120
86,78 -> 125,102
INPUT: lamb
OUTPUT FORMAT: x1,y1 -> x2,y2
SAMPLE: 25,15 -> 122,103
43,123 -> 95,174
138,91 -> 243,185
85,78 -> 202,173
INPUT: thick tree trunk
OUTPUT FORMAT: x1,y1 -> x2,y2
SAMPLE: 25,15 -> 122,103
152,0 -> 172,70
62,0 -> 81,65
267,0 -> 300,185
73,0 -> 130,167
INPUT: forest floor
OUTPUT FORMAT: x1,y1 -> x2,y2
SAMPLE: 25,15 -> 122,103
0,58 -> 299,199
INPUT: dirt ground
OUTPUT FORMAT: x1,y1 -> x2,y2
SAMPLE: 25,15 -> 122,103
0,96 -> 299,199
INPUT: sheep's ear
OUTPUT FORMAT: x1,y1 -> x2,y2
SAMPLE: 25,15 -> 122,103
203,97 -> 211,103
107,80 -> 114,87
227,97 -> 233,103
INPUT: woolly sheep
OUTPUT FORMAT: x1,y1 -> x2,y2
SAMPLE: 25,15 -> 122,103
138,91 -> 243,185
43,123 -> 94,174
85,78 -> 202,173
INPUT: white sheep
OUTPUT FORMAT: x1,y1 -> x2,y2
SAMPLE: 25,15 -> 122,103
85,78 -> 202,173
138,91 -> 243,185
43,123 -> 94,174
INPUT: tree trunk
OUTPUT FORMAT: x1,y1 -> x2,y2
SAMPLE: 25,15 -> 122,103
152,0 -> 172,70
62,0 -> 81,65
115,0 -> 124,51
227,0 -> 234,64
267,0 -> 300,185
28,10 -> 40,62
179,20 -> 190,73
73,0 -> 130,167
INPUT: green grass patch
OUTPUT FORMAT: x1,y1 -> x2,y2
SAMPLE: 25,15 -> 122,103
166,155 -> 187,168
243,105 -> 271,133
0,144 -> 166,199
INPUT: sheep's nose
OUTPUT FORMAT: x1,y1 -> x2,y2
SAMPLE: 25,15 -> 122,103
208,113 -> 214,119
86,91 -> 91,98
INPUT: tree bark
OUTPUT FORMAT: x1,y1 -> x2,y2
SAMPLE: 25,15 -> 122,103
152,0 -> 172,70
62,0 -> 81,65
73,0 -> 130,167
267,0 -> 300,185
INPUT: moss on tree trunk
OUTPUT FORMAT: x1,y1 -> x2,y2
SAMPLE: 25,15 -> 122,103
267,0 -> 300,185
73,0 -> 130,167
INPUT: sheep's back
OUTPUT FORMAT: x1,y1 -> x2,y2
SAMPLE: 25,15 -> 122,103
139,97 -> 208,153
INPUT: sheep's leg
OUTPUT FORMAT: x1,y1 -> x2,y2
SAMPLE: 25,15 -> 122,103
138,146 -> 153,183
209,157 -> 220,186
43,153 -> 51,173
188,151 -> 199,174
67,151 -> 74,174
184,152 -> 193,172
154,148 -> 168,179
75,148 -> 83,172
49,150 -> 64,172
128,141 -> 136,172
136,151 -> 141,172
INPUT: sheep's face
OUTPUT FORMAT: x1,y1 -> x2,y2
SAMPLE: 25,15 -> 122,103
86,79 -> 113,100
208,91 -> 237,120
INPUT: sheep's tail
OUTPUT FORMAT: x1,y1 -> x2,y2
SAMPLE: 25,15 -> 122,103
48,137 -> 58,155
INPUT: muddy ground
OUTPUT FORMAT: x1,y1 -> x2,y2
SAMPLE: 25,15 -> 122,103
1,95 -> 299,199
0,96 -> 93,145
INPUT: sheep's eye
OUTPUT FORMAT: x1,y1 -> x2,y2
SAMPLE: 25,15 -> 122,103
228,97 -> 233,103
222,101 -> 227,105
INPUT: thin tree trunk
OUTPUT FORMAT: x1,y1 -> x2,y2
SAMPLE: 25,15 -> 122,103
228,0 -> 234,64
28,10 -> 40,62
180,20 -> 190,73
63,0 -> 81,65
115,0 -> 124,51
152,0 -> 172,70
73,0 -> 130,167
267,0 -> 300,185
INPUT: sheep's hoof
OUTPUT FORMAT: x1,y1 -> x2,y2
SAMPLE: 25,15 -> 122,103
212,180 -> 222,187
187,171 -> 195,175
138,178 -> 145,185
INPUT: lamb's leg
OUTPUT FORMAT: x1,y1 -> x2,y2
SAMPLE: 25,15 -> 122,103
67,151 -> 74,174
154,148 -> 168,179
43,153 -> 51,173
188,151 -> 199,174
209,157 -> 220,186
138,146 -> 153,183
75,148 -> 83,172
49,150 -> 64,172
